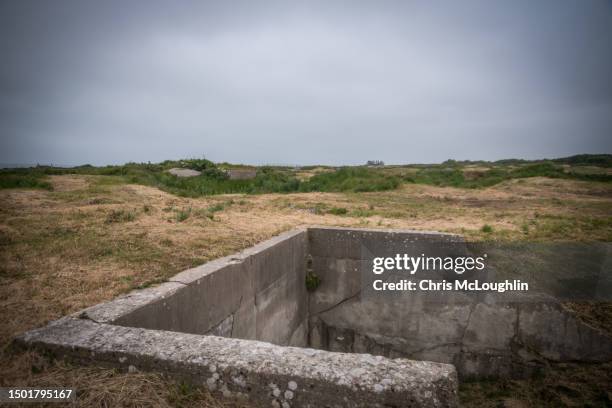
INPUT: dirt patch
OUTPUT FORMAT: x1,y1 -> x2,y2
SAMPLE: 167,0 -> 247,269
294,167 -> 335,181
492,177 -> 612,200
48,175 -> 91,192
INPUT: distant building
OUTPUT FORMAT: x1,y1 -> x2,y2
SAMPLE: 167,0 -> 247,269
226,169 -> 257,180
366,160 -> 385,167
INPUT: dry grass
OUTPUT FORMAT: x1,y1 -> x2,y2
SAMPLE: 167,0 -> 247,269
460,362 -> 612,407
1,174 -> 611,407
294,166 -> 335,181
1,351 -> 237,407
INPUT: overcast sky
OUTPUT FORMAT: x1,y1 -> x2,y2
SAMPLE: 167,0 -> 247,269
0,0 -> 611,166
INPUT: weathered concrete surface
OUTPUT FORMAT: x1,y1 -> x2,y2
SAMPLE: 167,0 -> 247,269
310,295 -> 612,378
16,318 -> 459,408
75,282 -> 185,324
167,168 -> 202,177
226,169 -> 257,180
308,227 -> 463,261
79,229 -> 309,347
307,227 -> 612,379
17,226 -> 612,406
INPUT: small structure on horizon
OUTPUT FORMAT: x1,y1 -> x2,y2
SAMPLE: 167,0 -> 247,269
226,169 -> 257,180
168,168 -> 201,177
366,160 -> 385,167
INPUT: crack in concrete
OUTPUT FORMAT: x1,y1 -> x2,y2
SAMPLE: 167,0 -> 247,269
77,312 -> 102,324
167,279 -> 189,285
206,295 -> 243,337
459,300 -> 477,347
311,290 -> 362,317
352,328 -> 461,357
230,296 -> 243,337
403,341 -> 462,357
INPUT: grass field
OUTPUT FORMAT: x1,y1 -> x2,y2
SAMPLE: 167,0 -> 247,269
2,155 -> 611,197
1,157 -> 611,407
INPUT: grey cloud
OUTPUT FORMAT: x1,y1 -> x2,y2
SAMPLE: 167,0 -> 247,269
0,0 -> 611,166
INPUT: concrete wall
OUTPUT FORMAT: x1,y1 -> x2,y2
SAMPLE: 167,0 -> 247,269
81,229 -> 309,347
226,169 -> 257,180
18,226 -> 612,406
307,227 -> 612,379
18,318 -> 459,408
79,226 -> 612,380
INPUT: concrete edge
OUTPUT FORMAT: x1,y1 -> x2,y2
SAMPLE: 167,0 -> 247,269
73,282 -> 186,324
75,226 -> 457,325
16,318 -> 459,407
75,228 -> 308,324
170,228 -> 307,284
306,225 -> 462,237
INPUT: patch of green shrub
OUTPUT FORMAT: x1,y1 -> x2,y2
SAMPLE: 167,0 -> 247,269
328,207 -> 348,215
106,209 -> 136,223
175,208 -> 191,222
305,272 -> 321,291
300,167 -> 400,193
481,224 -> 493,233
408,168 -> 466,187
207,203 -> 225,213
352,208 -> 376,217
3,155 -> 608,198
0,172 -> 53,190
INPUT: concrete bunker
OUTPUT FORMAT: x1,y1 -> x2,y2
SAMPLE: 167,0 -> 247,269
17,227 -> 612,407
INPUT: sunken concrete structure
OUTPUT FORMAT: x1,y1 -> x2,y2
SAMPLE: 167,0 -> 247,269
16,227 -> 612,407
167,167 -> 202,177
226,168 -> 258,180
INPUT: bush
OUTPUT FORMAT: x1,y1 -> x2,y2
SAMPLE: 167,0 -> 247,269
177,158 -> 216,171
300,167 -> 400,193
4,156 -> 607,198
106,209 -> 136,223
305,272 -> 321,291
410,168 -> 466,187
328,207 -> 348,215
0,172 -> 53,190
207,203 -> 225,213
175,208 -> 191,222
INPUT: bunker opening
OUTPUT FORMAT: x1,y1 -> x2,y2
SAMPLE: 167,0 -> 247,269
80,227 -> 612,378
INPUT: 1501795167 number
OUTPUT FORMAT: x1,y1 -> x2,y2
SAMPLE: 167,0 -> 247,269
0,388 -> 75,402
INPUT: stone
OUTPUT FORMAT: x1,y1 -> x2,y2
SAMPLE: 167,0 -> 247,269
167,168 -> 201,177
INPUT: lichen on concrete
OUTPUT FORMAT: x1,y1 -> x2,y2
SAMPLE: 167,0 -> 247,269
17,317 -> 459,407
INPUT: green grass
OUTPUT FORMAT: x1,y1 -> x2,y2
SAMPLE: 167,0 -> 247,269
481,224 -> 494,233
404,162 -> 612,188
174,208 -> 191,222
328,207 -> 348,215
351,208 -> 376,217
0,172 -> 53,190
1,155 -> 610,197
1,163 -> 402,196
207,203 -> 226,213
300,167 -> 401,192
305,271 -> 321,291
192,201 -> 233,220
525,215 -> 612,241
